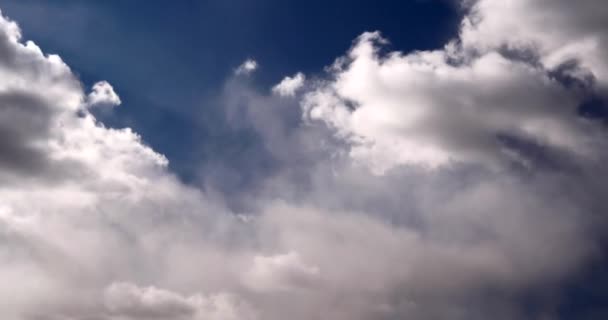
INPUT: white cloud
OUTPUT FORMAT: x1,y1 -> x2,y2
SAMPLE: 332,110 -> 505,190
243,251 -> 320,292
235,59 -> 258,75
272,73 -> 305,97
302,27 -> 604,172
104,282 -> 257,320
87,81 -> 121,108
0,2 -> 608,320
0,9 -> 234,320
461,0 -> 608,89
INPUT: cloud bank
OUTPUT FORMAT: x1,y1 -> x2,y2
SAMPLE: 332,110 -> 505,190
1,1 -> 608,319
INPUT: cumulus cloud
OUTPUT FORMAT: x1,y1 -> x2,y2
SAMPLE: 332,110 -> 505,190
0,9 -> 240,320
294,0 -> 608,173
235,59 -> 258,75
302,30 -> 603,172
460,0 -> 608,90
87,81 -> 121,108
272,73 -> 305,97
1,1 -> 608,320
104,282 -> 256,320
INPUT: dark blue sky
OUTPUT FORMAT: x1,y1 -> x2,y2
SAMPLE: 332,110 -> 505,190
0,0 -> 461,180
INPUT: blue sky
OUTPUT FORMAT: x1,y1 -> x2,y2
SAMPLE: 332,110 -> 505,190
0,1 -> 608,319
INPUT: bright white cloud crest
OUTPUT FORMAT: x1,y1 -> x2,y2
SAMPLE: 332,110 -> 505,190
303,30 -> 602,172
1,2 -> 608,320
87,81 -> 121,108
272,73 -> 305,97
235,59 -> 258,75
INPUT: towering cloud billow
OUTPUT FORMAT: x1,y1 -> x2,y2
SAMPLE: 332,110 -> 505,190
1,1 -> 608,320
273,73 -> 305,97
303,8 -> 607,171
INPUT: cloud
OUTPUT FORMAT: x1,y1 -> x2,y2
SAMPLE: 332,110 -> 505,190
1,1 -> 608,320
272,73 -> 305,97
302,30 -> 603,172
461,0 -> 608,90
243,251 -> 320,292
0,9 -> 84,178
235,59 -> 258,75
87,81 -> 121,108
104,282 -> 256,320
0,9 -> 240,320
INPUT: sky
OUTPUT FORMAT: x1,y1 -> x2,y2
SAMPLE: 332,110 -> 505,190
0,1 -> 607,320
0,0 -> 460,182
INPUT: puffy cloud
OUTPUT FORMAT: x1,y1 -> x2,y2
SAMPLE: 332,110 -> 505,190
212,0 -> 608,318
0,9 -> 84,178
460,0 -> 608,90
1,2 -> 608,320
87,81 -> 121,108
235,59 -> 258,75
272,73 -> 305,97
104,282 -> 256,320
302,29 -> 604,172
0,9 -> 240,320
